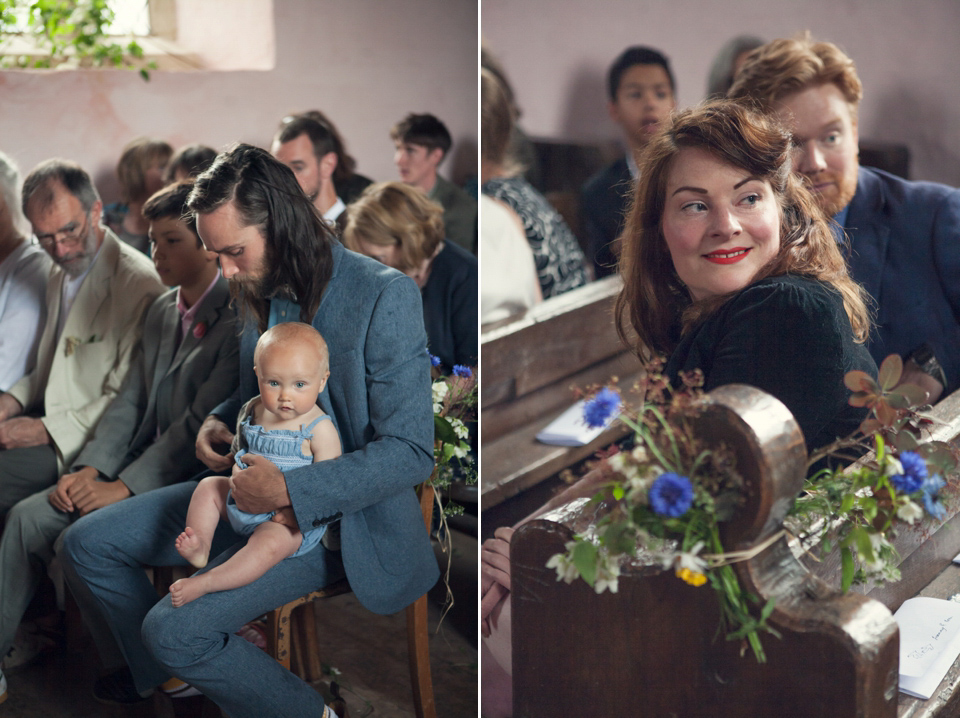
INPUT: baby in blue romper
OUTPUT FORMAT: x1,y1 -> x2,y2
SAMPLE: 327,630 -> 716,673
170,322 -> 342,607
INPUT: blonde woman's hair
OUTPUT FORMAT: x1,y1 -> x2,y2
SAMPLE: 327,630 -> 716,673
342,182 -> 444,273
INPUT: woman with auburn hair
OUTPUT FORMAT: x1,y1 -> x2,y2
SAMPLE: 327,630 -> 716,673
480,99 -> 877,718
343,181 -> 477,374
616,98 -> 874,451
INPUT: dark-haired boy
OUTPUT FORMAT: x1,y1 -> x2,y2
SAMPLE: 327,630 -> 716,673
0,181 -> 238,703
581,46 -> 677,277
391,113 -> 478,253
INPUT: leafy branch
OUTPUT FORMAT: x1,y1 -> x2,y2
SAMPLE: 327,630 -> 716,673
0,0 -> 155,79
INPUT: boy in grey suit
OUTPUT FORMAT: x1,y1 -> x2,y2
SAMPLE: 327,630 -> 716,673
0,182 -> 238,703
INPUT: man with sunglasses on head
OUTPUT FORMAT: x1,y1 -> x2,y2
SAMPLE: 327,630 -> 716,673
0,159 -> 163,530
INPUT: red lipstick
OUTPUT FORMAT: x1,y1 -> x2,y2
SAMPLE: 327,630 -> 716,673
703,247 -> 751,265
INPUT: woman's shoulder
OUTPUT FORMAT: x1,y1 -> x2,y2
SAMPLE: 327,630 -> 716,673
483,176 -> 545,214
728,274 -> 843,316
436,240 -> 478,270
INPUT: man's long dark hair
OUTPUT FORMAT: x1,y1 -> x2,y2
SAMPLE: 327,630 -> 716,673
187,144 -> 334,333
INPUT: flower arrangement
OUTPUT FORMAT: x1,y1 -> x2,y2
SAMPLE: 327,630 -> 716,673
790,355 -> 956,591
430,357 -> 477,503
428,353 -> 477,619
547,356 -> 956,662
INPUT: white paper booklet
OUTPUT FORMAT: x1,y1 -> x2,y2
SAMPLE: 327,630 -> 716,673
535,399 -> 615,447
894,596 -> 960,699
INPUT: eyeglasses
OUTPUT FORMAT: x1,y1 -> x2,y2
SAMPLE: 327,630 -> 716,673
36,211 -> 90,250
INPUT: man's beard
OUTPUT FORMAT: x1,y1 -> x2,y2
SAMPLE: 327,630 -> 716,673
227,252 -> 273,298
58,225 -> 99,278
803,166 -> 859,218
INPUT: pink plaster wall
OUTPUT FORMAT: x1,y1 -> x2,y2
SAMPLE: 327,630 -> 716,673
482,0 -> 960,186
1,0 -> 478,203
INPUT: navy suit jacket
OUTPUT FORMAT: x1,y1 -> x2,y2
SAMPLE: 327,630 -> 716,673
215,240 -> 438,615
580,155 -> 633,278
843,166 -> 960,393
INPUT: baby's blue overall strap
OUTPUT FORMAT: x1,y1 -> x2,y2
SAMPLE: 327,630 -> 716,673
301,414 -> 330,434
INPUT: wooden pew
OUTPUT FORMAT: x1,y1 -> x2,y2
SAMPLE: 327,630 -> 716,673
802,389 -> 960,717
481,275 -> 643,535
510,384 -> 911,717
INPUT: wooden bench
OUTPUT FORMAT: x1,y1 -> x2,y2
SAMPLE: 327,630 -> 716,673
480,275 -> 642,535
509,383 -> 960,717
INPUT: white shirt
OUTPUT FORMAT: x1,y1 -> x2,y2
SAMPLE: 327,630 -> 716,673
0,239 -> 52,391
56,242 -> 103,344
480,195 -> 541,324
323,197 -> 346,227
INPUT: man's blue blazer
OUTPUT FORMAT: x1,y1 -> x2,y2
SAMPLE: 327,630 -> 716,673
844,166 -> 960,394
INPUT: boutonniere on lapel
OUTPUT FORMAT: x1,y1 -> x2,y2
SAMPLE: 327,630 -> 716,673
64,335 -> 98,357
192,321 -> 207,340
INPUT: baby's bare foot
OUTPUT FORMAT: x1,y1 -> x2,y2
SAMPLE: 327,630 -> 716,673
175,527 -> 209,569
169,577 -> 207,607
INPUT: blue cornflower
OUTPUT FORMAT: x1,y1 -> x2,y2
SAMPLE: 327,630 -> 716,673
429,353 -> 442,367
583,387 -> 621,428
890,451 -> 928,493
921,474 -> 947,520
453,365 -> 472,378
648,472 -> 694,518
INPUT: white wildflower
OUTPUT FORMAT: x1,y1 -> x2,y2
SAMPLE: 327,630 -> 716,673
897,499 -> 924,525
863,532 -> 894,573
546,542 -> 580,584
450,417 -> 469,440
625,465 -> 661,504
675,542 -> 709,574
432,380 -> 449,404
884,457 -> 903,477
594,550 -> 621,594
607,452 -> 628,473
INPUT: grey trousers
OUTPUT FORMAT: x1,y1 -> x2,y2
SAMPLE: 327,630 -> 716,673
0,445 -> 62,658
0,445 -> 58,514
0,446 -> 125,668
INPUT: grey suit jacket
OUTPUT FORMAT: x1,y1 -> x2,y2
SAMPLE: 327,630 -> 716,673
74,277 -> 239,494
215,241 -> 438,615
8,229 -> 164,469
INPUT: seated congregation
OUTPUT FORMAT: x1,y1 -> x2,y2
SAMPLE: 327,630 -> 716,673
481,33 -> 960,718
0,102 -> 478,717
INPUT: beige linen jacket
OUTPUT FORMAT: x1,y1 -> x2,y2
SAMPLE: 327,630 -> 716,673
7,229 -> 164,470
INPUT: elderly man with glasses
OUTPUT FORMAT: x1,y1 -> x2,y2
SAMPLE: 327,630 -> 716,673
0,159 -> 163,554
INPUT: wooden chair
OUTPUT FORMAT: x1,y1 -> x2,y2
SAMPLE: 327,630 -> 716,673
264,483 -> 438,718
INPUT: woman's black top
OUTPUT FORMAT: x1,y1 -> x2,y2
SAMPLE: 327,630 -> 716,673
422,240 -> 478,372
664,274 -> 878,453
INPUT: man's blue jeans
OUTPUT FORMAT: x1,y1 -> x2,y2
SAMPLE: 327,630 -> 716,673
61,480 -> 346,718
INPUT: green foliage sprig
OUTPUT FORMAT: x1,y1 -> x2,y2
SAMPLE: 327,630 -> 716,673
0,0 -> 155,79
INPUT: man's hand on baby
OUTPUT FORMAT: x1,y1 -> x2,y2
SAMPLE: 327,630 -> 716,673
196,415 -> 235,472
231,453 -> 291,514
271,506 -> 298,530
